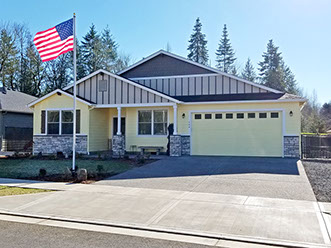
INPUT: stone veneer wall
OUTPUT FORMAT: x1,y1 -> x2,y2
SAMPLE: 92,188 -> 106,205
112,135 -> 125,157
33,135 -> 88,155
284,136 -> 300,158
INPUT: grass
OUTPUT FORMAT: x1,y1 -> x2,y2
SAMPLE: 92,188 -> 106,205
303,161 -> 331,202
0,186 -> 51,196
0,158 -> 134,181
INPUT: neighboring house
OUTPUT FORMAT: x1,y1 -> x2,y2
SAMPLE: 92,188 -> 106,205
28,50 -> 305,157
0,87 -> 37,152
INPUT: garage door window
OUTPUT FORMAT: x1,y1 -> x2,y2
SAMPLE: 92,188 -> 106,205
271,112 -> 279,118
215,114 -> 222,119
237,113 -> 244,119
226,113 -> 233,119
205,114 -> 212,119
248,113 -> 255,119
194,114 -> 202,120
259,113 -> 267,118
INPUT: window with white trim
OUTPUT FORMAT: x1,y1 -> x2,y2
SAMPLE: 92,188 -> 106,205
138,110 -> 168,135
47,111 -> 60,134
46,110 -> 79,135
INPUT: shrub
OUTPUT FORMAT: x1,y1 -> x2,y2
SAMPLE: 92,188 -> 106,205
97,164 -> 104,174
39,168 -> 47,178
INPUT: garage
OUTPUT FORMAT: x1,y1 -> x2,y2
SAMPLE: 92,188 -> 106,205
191,111 -> 283,157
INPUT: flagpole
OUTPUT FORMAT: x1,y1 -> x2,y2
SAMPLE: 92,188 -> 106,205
72,13 -> 77,172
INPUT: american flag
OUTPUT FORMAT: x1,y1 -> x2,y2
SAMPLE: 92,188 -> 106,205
34,19 -> 74,62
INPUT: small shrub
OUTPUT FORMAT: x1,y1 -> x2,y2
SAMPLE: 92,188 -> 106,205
97,151 -> 102,160
39,168 -> 47,178
49,154 -> 57,160
97,164 -> 104,174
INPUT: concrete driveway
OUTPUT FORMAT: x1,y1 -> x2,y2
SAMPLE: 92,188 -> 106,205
98,156 -> 316,201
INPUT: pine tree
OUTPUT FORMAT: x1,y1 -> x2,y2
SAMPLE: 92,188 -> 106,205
231,65 -> 238,76
215,24 -> 236,73
187,18 -> 209,65
81,24 -> 103,74
281,62 -> 298,94
241,58 -> 256,82
258,40 -> 285,91
101,26 -> 118,72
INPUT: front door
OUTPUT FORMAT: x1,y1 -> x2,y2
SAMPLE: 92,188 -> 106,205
113,117 -> 126,136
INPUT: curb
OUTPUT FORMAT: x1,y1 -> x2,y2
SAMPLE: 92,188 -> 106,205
0,210 -> 328,248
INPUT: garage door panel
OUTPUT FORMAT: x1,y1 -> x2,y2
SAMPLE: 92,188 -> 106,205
191,112 -> 282,157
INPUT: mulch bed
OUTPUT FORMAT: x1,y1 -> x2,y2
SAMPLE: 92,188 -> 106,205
302,160 -> 331,202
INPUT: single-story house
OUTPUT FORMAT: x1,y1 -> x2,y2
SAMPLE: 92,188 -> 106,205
28,50 -> 305,157
0,87 -> 37,151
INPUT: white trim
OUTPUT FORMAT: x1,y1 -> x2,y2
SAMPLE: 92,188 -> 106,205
117,107 -> 122,135
182,99 -> 306,105
28,89 -> 93,107
188,108 -> 286,157
130,73 -> 218,80
44,108 -> 80,136
117,50 -> 282,94
136,108 -> 169,137
95,102 -> 176,108
63,69 -> 181,104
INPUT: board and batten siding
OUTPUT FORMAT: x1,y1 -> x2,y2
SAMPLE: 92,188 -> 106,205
68,73 -> 171,104
132,74 -> 268,97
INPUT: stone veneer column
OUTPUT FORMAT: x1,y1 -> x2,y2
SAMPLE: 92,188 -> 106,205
284,136 -> 300,158
181,135 -> 191,156
112,135 -> 125,157
170,135 -> 181,156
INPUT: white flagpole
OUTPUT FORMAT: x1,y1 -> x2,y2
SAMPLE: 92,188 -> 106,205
72,13 -> 77,172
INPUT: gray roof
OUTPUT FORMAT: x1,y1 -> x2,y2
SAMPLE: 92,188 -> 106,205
0,88 -> 37,114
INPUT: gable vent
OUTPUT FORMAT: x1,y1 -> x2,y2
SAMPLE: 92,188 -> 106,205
98,80 -> 108,92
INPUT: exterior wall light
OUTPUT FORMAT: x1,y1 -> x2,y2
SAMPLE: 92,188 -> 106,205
289,111 -> 293,117
182,113 -> 186,119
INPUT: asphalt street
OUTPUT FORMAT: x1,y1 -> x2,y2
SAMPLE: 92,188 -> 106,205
0,220 -> 211,248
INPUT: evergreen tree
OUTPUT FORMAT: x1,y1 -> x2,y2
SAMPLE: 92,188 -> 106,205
241,58 -> 256,82
81,24 -> 103,74
101,26 -> 118,72
215,24 -> 236,73
0,28 -> 18,89
281,62 -> 298,94
230,65 -> 238,76
187,18 -> 209,65
258,40 -> 285,91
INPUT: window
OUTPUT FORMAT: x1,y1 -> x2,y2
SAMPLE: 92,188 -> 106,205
271,112 -> 279,118
47,111 -> 59,134
215,113 -> 222,119
62,111 -> 73,134
138,110 -> 168,135
237,113 -> 244,119
259,113 -> 267,118
205,114 -> 212,119
248,113 -> 255,119
226,113 -> 233,119
153,110 -> 167,135
194,114 -> 202,120
138,111 -> 152,135
46,110 -> 80,135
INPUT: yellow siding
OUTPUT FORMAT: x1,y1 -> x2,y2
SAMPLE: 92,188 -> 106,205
125,107 -> 173,152
32,93 -> 90,135
88,108 -> 110,152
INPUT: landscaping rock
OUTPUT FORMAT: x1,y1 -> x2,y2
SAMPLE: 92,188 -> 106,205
77,168 -> 87,182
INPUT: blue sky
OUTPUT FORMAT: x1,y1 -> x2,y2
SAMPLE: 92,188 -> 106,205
2,0 -> 330,103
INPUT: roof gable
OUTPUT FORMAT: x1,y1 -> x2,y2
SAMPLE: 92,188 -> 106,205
64,70 -> 180,105
119,50 -> 216,78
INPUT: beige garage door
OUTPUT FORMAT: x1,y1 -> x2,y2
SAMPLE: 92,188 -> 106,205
191,111 -> 283,157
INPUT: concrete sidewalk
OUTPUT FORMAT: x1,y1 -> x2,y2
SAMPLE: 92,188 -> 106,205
0,178 -> 330,247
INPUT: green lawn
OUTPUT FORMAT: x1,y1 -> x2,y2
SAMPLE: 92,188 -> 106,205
0,158 -> 134,179
0,186 -> 51,196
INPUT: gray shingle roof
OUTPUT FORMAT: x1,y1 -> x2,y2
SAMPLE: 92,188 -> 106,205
0,88 -> 37,114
